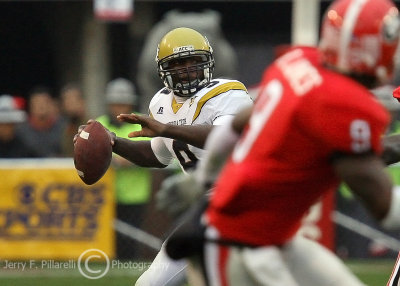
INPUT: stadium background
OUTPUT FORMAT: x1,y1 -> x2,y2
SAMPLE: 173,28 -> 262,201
0,0 -> 400,285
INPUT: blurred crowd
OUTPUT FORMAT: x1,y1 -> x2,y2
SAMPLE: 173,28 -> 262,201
0,84 -> 86,158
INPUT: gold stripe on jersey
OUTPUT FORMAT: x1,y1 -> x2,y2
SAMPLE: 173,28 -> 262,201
149,111 -> 154,118
192,81 -> 248,122
171,97 -> 183,114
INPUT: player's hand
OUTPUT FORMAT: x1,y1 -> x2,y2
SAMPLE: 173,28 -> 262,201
382,133 -> 400,165
117,113 -> 167,138
73,119 -> 116,146
156,173 -> 205,218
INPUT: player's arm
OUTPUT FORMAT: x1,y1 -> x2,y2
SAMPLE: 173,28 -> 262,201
333,154 -> 392,221
334,153 -> 400,230
196,106 -> 253,186
112,137 -> 167,168
381,133 -> 400,165
153,124 -> 212,149
118,113 -> 212,148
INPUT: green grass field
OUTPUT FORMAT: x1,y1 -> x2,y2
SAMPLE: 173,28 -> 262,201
346,259 -> 394,286
0,259 -> 394,286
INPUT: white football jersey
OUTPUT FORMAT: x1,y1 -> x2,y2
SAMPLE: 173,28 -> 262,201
148,78 -> 252,172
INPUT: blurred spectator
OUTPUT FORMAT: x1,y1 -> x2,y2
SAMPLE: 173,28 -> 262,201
0,95 -> 36,158
59,83 -> 87,157
136,9 -> 239,113
16,86 -> 66,157
96,78 -> 152,259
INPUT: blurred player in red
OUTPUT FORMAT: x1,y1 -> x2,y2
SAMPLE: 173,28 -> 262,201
161,0 -> 400,285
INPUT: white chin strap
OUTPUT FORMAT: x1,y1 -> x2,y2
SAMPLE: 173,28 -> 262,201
338,0 -> 368,72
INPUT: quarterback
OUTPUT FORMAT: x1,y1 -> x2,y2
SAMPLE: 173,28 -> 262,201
75,27 -> 252,286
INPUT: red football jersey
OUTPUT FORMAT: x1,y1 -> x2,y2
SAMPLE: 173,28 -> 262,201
205,47 -> 389,246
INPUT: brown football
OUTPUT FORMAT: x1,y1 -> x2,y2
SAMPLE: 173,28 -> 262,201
74,121 -> 112,185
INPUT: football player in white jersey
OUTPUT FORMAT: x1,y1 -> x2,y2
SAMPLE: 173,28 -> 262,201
75,27 -> 252,286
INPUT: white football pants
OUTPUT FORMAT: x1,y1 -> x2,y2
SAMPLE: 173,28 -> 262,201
135,242 -> 187,286
188,235 -> 367,286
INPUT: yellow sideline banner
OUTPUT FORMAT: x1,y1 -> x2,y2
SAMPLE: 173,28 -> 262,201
0,159 -> 115,260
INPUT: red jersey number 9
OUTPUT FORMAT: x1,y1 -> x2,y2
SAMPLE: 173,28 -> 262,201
350,119 -> 371,153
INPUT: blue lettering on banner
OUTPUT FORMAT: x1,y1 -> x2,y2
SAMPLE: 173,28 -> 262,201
0,183 -> 106,240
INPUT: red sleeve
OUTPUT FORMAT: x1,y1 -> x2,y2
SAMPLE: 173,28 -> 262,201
300,75 -> 389,155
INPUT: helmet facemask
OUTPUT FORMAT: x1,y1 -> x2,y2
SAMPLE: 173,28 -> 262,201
158,51 -> 215,97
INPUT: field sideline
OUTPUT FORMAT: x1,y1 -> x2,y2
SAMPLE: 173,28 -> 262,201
0,259 -> 395,286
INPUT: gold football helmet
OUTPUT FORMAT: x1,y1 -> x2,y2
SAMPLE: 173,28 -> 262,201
156,27 -> 215,97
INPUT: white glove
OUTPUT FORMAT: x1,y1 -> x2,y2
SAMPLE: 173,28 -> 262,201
156,173 -> 205,218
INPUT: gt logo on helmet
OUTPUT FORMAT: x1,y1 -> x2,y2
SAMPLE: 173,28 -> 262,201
173,45 -> 194,53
